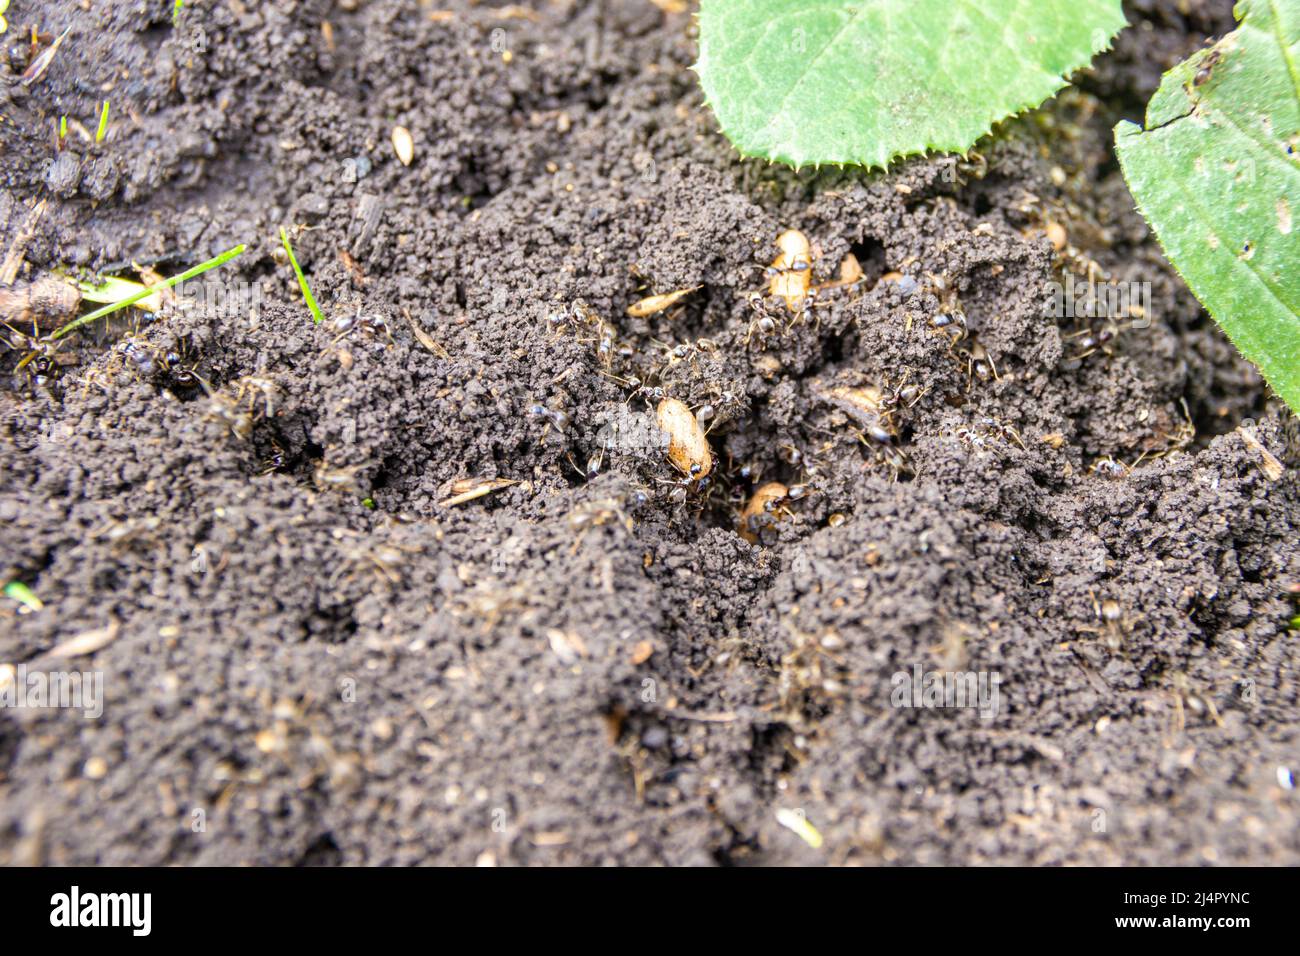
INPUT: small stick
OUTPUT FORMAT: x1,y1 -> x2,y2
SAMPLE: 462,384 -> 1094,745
1,199 -> 49,286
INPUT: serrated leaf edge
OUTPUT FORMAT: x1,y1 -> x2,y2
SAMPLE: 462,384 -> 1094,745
693,11 -> 1127,170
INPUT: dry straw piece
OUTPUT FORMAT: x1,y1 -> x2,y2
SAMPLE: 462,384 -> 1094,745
438,477 -> 517,507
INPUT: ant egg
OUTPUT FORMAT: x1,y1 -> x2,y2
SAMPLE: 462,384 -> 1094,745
823,384 -> 885,419
775,230 -> 811,266
769,229 -> 814,310
836,254 -> 864,285
739,482 -> 788,544
626,286 -> 697,318
656,398 -> 713,479
770,272 -> 809,311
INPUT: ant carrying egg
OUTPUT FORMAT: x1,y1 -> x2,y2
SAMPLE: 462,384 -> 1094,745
744,228 -> 865,346
656,397 -> 713,480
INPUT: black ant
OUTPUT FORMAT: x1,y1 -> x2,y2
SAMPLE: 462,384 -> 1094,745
950,416 -> 1025,451
329,309 -> 394,347
1075,591 -> 1140,654
927,309 -> 968,345
653,336 -> 719,376
550,300 -> 618,368
743,288 -> 828,346
1088,454 -> 1145,478
4,321 -> 78,381
1062,317 -> 1141,362
744,293 -> 783,346
157,339 -> 204,392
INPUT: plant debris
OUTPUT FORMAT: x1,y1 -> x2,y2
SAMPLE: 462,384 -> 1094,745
438,478 -> 519,508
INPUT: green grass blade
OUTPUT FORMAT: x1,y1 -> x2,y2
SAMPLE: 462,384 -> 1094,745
280,227 -> 324,324
51,244 -> 246,339
3,581 -> 44,611
95,100 -> 110,143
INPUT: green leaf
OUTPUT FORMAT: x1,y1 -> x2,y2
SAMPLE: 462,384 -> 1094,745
1115,0 -> 1300,411
76,275 -> 162,312
695,0 -> 1128,168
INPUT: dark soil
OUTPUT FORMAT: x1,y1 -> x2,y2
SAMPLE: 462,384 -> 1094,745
1,0 -> 1297,866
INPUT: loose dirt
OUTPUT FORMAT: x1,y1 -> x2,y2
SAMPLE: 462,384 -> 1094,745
0,0 -> 1296,865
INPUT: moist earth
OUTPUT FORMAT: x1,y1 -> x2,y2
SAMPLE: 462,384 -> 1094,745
0,0 -> 1296,865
